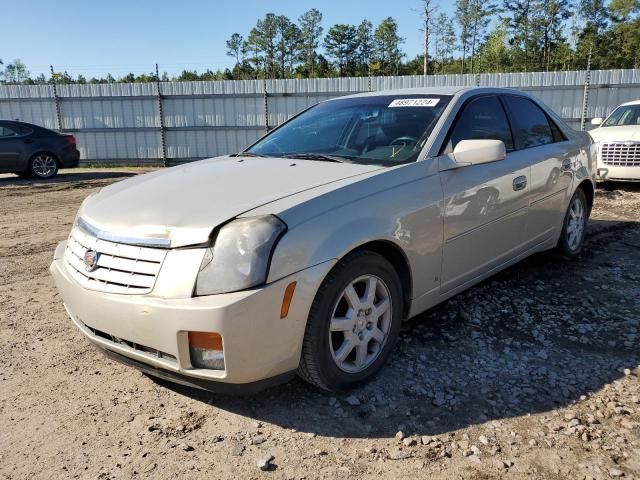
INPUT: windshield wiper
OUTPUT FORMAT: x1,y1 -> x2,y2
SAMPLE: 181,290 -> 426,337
232,151 -> 266,157
281,152 -> 352,163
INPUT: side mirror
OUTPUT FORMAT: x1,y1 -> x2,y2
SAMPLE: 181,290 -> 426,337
451,139 -> 506,167
591,117 -> 603,126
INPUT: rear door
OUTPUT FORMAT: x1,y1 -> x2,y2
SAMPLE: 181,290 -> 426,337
501,95 -> 575,245
0,123 -> 29,171
438,95 -> 530,294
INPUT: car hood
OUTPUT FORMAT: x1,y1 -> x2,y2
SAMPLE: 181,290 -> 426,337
79,156 -> 382,247
589,125 -> 640,142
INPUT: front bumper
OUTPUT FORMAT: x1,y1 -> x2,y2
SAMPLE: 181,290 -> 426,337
597,162 -> 640,182
50,240 -> 335,387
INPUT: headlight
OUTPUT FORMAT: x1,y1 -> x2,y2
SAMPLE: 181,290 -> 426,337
194,215 -> 286,295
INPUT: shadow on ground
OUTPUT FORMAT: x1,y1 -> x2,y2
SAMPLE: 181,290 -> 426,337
149,215 -> 640,439
0,170 -> 137,187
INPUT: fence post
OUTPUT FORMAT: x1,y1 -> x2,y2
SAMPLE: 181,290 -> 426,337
155,64 -> 168,167
580,48 -> 593,131
263,79 -> 269,133
50,65 -> 62,131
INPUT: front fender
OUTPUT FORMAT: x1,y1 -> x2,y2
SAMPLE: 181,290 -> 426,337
266,164 -> 444,301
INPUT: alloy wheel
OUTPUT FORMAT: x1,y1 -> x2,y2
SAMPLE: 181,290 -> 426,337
566,196 -> 585,251
329,275 -> 392,374
31,155 -> 57,178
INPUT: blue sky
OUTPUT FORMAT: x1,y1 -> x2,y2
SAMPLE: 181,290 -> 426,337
2,0 -> 455,79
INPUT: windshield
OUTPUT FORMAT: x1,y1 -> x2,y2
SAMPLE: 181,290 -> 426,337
247,94 -> 452,166
603,105 -> 640,127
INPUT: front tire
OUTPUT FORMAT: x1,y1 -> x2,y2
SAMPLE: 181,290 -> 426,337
29,153 -> 58,179
558,189 -> 589,257
298,251 -> 403,392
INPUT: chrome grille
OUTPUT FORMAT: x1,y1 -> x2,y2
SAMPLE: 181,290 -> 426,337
601,142 -> 640,167
64,224 -> 167,295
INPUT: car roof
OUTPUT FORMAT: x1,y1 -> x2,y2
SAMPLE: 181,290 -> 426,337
331,86 -> 529,101
0,119 -> 55,133
0,119 -> 37,126
619,100 -> 640,107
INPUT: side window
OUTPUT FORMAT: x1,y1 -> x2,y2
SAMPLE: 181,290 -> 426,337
0,125 -> 20,138
448,96 -> 514,152
548,118 -> 566,143
502,96 -> 555,149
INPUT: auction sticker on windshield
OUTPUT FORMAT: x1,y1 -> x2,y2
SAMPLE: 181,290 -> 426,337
389,98 -> 440,108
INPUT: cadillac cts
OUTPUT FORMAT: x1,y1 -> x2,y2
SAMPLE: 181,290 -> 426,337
51,87 -> 596,393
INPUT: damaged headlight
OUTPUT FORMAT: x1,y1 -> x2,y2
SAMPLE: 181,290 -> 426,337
194,215 -> 286,295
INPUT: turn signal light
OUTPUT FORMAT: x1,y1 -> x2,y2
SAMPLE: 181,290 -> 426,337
280,282 -> 297,318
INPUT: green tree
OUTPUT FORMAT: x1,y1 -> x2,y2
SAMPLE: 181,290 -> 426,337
251,13 -> 279,78
4,59 -> 30,83
538,0 -> 573,71
609,0 -> 640,19
275,15 -> 302,78
597,0 -> 640,68
226,33 -> 244,77
356,20 -> 374,75
502,0 -> 535,70
32,73 -> 47,84
477,21 -> 510,71
244,28 -> 264,77
324,24 -> 358,76
373,17 -> 404,75
575,0 -> 608,67
456,0 -> 474,72
469,0 -> 496,73
434,13 -> 457,73
299,9 -> 323,77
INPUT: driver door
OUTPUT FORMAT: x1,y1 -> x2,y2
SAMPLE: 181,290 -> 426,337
437,95 -> 530,294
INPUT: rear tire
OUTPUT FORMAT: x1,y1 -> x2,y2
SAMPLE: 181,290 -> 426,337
29,153 -> 59,179
557,189 -> 589,257
298,251 -> 403,392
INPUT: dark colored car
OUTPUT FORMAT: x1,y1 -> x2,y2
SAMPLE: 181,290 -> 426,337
0,120 -> 80,179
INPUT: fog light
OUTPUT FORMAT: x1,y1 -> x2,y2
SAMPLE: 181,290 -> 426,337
188,332 -> 225,370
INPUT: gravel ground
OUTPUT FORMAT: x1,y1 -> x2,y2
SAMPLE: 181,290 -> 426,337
0,169 -> 639,480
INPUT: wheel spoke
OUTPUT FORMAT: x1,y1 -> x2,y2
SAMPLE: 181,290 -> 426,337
373,298 -> 390,319
335,337 -> 356,363
364,277 -> 377,306
343,284 -> 361,309
354,344 -> 367,367
330,315 -> 353,332
371,327 -> 385,343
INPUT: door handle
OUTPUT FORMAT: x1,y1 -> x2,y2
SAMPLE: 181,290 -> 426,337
562,158 -> 572,170
23,138 -> 33,144
513,176 -> 527,191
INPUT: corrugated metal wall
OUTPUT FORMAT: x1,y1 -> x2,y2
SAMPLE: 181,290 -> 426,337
1,69 -> 639,165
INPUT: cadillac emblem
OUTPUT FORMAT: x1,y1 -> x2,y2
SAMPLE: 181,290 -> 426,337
83,249 -> 99,272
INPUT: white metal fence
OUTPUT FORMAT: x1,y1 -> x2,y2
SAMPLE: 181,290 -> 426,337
1,69 -> 640,165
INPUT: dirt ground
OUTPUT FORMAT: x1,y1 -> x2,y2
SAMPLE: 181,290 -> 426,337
0,168 -> 639,480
